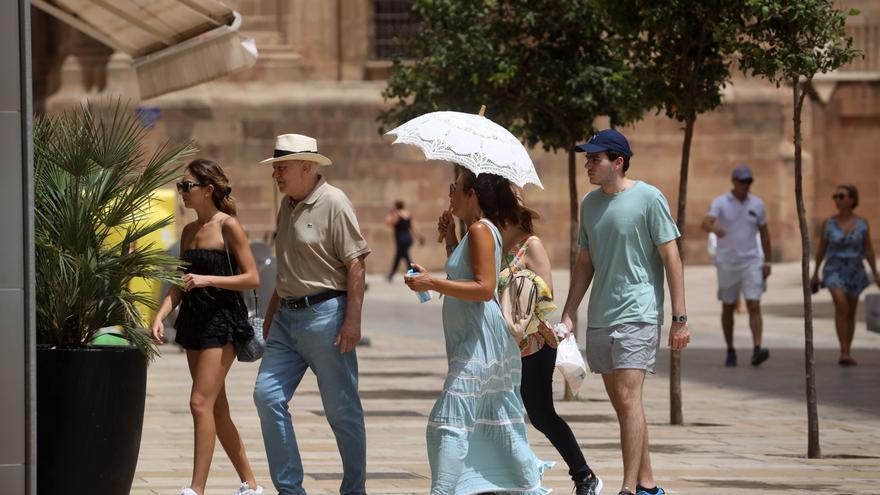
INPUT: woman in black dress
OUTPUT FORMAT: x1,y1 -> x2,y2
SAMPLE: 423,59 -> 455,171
151,159 -> 264,495
386,199 -> 424,281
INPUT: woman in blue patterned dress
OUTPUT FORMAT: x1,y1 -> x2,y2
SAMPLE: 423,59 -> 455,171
811,185 -> 879,366
405,167 -> 551,494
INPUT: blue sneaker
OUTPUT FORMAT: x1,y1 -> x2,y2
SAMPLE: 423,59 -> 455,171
635,487 -> 665,495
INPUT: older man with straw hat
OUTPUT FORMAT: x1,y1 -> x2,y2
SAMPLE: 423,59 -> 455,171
253,134 -> 370,495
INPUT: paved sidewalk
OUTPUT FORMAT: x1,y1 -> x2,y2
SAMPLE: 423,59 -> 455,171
133,262 -> 880,494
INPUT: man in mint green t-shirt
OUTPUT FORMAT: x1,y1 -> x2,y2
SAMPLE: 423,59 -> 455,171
561,129 -> 690,495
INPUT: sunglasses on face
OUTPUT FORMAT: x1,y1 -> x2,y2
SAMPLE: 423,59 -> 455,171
832,193 -> 849,200
176,180 -> 207,193
735,178 -> 753,185
449,182 -> 457,194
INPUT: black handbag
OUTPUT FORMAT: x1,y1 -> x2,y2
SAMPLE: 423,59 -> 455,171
221,219 -> 265,362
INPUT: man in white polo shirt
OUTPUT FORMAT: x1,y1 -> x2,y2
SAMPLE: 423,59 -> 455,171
702,165 -> 772,367
253,134 -> 370,495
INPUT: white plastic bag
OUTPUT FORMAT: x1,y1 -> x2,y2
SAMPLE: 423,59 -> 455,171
555,333 -> 587,393
866,294 -> 880,334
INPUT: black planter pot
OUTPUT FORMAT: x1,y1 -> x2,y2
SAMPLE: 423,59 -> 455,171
37,346 -> 148,495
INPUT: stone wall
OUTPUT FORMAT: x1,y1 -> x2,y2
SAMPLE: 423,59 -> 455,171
138,76 -> 844,273
811,82 -> 880,230
31,0 -> 880,273
141,82 -> 459,272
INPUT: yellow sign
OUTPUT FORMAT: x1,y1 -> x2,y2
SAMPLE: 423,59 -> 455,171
105,188 -> 178,327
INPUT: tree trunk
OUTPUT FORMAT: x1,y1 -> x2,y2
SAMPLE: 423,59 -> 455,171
793,80 -> 821,458
670,115 -> 695,425
564,145 -> 578,401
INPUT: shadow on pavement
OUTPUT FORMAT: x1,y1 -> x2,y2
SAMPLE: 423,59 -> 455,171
654,347 -> 879,416
763,299 -> 866,322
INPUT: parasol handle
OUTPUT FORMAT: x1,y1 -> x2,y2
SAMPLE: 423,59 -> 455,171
478,105 -> 486,116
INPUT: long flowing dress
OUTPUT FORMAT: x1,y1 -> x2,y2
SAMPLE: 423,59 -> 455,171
427,219 -> 552,495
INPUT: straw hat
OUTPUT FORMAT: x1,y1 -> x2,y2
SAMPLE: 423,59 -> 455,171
260,134 -> 332,166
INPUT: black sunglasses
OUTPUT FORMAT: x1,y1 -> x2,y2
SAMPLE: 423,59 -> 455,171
832,193 -> 849,200
176,180 -> 207,193
735,178 -> 753,184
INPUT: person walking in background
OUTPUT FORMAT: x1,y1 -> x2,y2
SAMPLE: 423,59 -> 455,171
560,129 -> 690,495
386,199 -> 425,281
405,167 -> 551,495
499,191 -> 602,495
701,166 -> 772,367
811,184 -> 879,366
151,159 -> 264,495
253,134 -> 371,495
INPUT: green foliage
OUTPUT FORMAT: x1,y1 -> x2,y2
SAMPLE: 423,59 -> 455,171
603,0 -> 745,123
380,0 -> 646,149
735,0 -> 861,458
738,0 -> 861,84
35,101 -> 195,359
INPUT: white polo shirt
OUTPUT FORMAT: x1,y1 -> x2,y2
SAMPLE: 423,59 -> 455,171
707,192 -> 767,266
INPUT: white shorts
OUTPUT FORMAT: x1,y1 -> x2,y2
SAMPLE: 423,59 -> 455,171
716,261 -> 765,304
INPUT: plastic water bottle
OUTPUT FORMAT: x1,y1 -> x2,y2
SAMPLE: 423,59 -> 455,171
406,268 -> 432,303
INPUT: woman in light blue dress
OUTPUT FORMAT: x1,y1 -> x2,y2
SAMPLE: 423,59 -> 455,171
405,168 -> 551,494
811,184 -> 879,366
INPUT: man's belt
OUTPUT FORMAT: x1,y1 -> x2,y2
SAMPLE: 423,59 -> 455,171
281,290 -> 346,311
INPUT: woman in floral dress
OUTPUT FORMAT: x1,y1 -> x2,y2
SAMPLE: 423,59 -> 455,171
499,193 -> 602,495
811,184 -> 879,365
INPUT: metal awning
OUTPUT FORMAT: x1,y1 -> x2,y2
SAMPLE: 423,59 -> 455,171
32,0 -> 258,100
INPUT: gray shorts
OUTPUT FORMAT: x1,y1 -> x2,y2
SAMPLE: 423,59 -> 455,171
585,322 -> 661,374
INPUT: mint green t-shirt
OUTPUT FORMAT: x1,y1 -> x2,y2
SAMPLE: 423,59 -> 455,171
578,181 -> 680,327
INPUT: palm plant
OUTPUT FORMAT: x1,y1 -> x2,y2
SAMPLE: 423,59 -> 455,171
35,100 -> 196,359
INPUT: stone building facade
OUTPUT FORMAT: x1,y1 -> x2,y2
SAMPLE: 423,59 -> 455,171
33,0 -> 880,272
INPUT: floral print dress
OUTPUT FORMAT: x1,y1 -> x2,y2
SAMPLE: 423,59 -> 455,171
822,217 -> 870,297
498,236 -> 560,357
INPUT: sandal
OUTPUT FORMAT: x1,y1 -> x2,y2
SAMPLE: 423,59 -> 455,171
838,356 -> 858,366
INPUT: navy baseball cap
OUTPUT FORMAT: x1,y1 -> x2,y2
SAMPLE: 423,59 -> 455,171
731,165 -> 753,181
574,129 -> 633,158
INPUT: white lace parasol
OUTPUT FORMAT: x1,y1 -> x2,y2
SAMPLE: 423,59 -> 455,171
385,110 -> 543,189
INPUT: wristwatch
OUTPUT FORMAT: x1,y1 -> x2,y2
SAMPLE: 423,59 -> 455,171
672,314 -> 688,324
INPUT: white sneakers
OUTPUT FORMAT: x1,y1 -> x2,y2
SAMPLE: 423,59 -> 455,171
233,481 -> 265,495
178,482 -> 263,495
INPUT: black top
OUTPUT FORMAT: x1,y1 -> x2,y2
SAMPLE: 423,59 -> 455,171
174,249 -> 252,350
394,216 -> 412,243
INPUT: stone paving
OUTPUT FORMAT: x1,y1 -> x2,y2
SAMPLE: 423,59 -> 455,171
132,262 -> 880,494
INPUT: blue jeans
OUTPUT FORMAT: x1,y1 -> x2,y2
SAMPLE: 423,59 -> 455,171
253,296 -> 366,495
